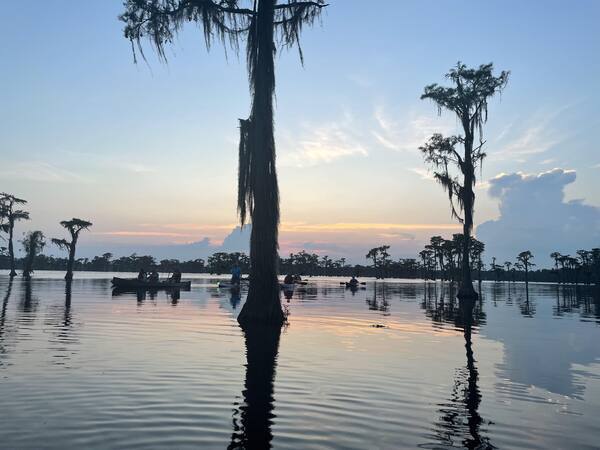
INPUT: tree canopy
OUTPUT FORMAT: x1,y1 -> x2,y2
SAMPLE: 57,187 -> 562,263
120,0 -> 327,64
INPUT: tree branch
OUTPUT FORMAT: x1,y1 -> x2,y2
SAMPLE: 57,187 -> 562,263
274,1 -> 328,10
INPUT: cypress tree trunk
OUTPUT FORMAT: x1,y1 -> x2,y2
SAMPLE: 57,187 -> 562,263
458,132 -> 478,301
238,0 -> 284,326
65,236 -> 77,281
23,253 -> 34,279
8,221 -> 16,277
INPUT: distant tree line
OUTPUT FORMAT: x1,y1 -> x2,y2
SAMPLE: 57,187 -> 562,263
2,239 -> 598,285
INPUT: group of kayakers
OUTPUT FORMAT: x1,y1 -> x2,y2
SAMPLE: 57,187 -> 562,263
137,268 -> 182,283
134,264 -> 359,288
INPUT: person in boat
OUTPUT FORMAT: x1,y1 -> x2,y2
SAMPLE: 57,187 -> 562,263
149,270 -> 159,282
171,268 -> 182,283
283,274 -> 294,285
293,274 -> 302,283
137,268 -> 147,281
231,264 -> 242,285
349,276 -> 359,286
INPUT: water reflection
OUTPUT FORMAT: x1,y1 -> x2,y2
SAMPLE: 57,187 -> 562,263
45,282 -> 79,367
0,279 -> 14,365
366,283 -> 390,315
554,285 -> 600,322
425,301 -> 494,449
421,283 -> 487,329
18,281 -> 39,324
229,324 -> 281,449
112,287 -> 183,305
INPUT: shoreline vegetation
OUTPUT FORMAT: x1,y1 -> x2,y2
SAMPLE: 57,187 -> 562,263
1,245 -> 598,286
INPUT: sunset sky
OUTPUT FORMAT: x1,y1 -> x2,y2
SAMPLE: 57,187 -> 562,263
1,1 -> 599,265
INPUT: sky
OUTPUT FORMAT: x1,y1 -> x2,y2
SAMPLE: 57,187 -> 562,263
1,0 -> 599,267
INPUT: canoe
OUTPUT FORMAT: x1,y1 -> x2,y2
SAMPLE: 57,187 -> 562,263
111,277 -> 191,290
218,282 -> 240,290
340,281 -> 367,287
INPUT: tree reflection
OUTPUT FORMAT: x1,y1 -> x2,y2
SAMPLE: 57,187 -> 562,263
63,281 -> 72,328
229,324 -> 281,450
18,280 -> 39,324
427,300 -> 494,449
366,283 -> 390,314
421,284 -> 487,329
0,279 -> 14,365
44,281 -> 79,366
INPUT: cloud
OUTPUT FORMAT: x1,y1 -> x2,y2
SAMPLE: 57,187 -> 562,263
346,73 -> 373,89
80,226 -> 251,260
477,168 -> 600,267
280,222 -> 460,233
491,106 -> 571,161
0,161 -> 89,183
409,167 -> 434,180
121,163 -> 157,174
93,231 -> 197,238
279,114 -> 368,168
372,106 -> 455,153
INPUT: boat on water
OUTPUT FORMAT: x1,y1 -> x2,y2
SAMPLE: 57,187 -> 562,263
218,281 -> 241,290
344,282 -> 366,290
111,277 -> 191,290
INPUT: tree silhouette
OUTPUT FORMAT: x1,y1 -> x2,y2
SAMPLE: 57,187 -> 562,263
516,251 -> 535,284
550,251 -> 562,283
420,63 -> 509,301
0,193 -> 30,277
366,247 -> 380,273
52,218 -> 93,281
469,238 -> 484,285
427,235 -> 445,279
419,248 -> 436,280
120,0 -> 327,326
21,231 -> 45,279
366,245 -> 391,279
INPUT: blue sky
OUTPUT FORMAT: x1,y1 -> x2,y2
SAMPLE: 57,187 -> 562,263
1,1 -> 599,265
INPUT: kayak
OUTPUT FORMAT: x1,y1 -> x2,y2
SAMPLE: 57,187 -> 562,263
218,282 -> 241,290
345,282 -> 365,289
280,283 -> 295,291
111,277 -> 191,290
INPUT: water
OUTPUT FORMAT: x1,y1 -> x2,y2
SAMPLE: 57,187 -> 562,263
1,271 -> 599,449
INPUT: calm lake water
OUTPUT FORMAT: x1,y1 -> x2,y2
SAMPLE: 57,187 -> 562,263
1,271 -> 599,449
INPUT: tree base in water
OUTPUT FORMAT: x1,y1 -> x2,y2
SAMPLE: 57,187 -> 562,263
457,284 -> 479,301
238,289 -> 284,327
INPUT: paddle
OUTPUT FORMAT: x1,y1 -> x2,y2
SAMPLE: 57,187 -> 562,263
339,281 -> 367,285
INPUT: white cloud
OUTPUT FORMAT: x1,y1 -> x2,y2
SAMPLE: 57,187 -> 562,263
372,106 -> 455,153
409,167 -> 434,180
0,161 -> 89,183
121,163 -> 157,174
491,105 -> 573,161
279,114 -> 368,168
